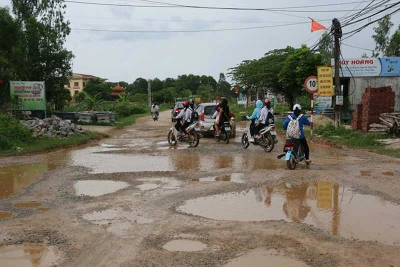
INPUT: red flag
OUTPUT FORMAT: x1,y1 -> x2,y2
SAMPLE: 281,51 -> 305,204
310,18 -> 327,32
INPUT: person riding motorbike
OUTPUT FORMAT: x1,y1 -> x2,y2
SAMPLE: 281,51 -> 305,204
283,104 -> 311,164
173,100 -> 188,135
246,100 -> 263,142
151,102 -> 159,115
255,99 -> 275,139
179,100 -> 193,136
215,98 -> 230,136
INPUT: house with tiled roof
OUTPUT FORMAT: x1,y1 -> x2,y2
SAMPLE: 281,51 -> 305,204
65,73 -> 107,97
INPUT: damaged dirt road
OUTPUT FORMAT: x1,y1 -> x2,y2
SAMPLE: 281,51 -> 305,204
0,110 -> 400,267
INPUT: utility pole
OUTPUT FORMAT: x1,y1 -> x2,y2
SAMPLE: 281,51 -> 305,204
332,18 -> 342,128
147,79 -> 151,107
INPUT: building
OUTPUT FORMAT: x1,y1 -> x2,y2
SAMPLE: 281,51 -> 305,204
65,73 -> 106,97
111,84 -> 126,101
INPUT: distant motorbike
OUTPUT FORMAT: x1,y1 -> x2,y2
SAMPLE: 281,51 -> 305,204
241,121 -> 277,152
151,111 -> 159,121
168,121 -> 200,148
214,121 -> 232,144
277,138 -> 310,170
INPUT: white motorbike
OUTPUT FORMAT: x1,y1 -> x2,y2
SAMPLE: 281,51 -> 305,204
241,121 -> 277,152
168,121 -> 200,148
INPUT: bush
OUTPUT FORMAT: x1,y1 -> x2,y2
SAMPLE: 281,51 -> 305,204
0,114 -> 32,151
112,102 -> 147,118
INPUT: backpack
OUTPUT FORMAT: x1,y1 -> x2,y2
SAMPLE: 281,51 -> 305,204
190,107 -> 199,122
286,114 -> 303,139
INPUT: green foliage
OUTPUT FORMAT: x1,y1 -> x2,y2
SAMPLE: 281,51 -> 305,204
80,91 -> 105,111
386,25 -> 400,56
372,14 -> 394,57
196,85 -> 213,103
83,78 -> 112,101
130,93 -> 147,104
113,102 -> 147,118
0,113 -> 32,151
318,32 -> 333,65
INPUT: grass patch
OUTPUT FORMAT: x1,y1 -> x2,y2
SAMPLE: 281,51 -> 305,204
0,131 -> 105,156
114,113 -> 149,128
313,123 -> 400,158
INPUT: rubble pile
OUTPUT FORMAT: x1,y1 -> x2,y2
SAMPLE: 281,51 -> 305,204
20,115 -> 85,138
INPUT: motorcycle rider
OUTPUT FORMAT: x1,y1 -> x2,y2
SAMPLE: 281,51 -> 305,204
180,100 -> 193,136
255,99 -> 275,139
283,104 -> 311,164
151,102 -> 159,118
215,98 -> 230,136
173,100 -> 189,136
246,99 -> 263,142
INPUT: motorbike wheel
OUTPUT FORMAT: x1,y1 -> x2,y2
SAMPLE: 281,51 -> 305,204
223,132 -> 229,144
241,132 -> 250,149
262,134 -> 274,152
286,155 -> 296,170
188,131 -> 199,148
167,130 -> 177,146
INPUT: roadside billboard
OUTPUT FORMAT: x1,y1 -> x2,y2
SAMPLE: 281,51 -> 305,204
331,57 -> 400,77
10,81 -> 46,110
317,66 -> 334,97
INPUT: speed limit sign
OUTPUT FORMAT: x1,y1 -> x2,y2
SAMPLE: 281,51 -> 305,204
304,76 -> 318,93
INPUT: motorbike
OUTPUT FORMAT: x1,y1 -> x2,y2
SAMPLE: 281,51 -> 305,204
277,138 -> 310,170
214,121 -> 232,144
151,111 -> 159,121
241,121 -> 277,152
167,121 -> 200,148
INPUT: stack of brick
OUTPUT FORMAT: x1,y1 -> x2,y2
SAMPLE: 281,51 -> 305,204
351,104 -> 363,130
352,86 -> 395,133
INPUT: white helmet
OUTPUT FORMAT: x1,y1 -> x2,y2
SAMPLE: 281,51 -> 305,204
293,104 -> 302,111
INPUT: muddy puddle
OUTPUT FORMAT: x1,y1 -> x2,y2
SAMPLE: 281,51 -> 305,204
178,182 -> 400,245
0,211 -> 13,219
224,249 -> 308,267
162,240 -> 207,252
191,173 -> 245,183
0,243 -> 60,267
14,202 -> 42,208
74,180 -> 129,197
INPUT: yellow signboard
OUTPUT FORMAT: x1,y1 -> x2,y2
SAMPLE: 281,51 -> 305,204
317,181 -> 333,209
317,66 -> 334,97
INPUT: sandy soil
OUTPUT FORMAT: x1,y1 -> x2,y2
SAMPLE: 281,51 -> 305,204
0,110 -> 400,267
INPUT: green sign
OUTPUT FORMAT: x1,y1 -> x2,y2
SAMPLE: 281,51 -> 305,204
10,81 -> 46,110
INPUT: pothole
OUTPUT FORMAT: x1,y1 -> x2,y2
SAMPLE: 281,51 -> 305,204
0,243 -> 61,267
383,171 -> 394,176
36,208 -> 51,213
191,173 -> 244,184
162,240 -> 207,252
178,182 -> 400,245
83,208 -> 153,226
14,202 -> 42,208
138,178 -> 181,190
74,180 -> 129,197
138,184 -> 160,191
0,211 -> 13,219
224,249 -> 308,267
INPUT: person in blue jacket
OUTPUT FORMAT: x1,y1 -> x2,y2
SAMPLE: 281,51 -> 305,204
246,100 -> 263,142
283,104 -> 312,164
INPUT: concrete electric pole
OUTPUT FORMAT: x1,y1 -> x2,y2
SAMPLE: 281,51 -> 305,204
148,79 -> 152,107
332,18 -> 342,128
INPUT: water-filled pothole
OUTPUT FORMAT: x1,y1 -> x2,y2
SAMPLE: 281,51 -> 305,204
191,173 -> 244,183
162,240 -> 207,252
14,202 -> 42,208
178,182 -> 400,245
224,249 -> 308,267
0,243 -> 60,267
74,180 -> 129,197
36,208 -> 51,213
0,211 -> 13,219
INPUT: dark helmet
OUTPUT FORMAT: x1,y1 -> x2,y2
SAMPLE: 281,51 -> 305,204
189,99 -> 194,106
183,101 -> 189,107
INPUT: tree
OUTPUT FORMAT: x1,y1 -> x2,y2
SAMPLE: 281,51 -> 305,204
132,78 -> 148,94
150,78 -> 163,92
196,85 -> 213,103
386,25 -> 400,56
83,78 -> 112,101
318,32 -> 333,65
361,52 -> 369,58
372,14 -> 393,57
80,91 -> 105,111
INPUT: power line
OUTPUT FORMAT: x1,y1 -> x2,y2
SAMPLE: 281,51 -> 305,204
72,21 -> 309,33
65,0 -> 383,12
341,42 -> 375,51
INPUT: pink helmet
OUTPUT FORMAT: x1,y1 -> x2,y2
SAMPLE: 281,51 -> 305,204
183,101 -> 189,107
264,99 -> 271,105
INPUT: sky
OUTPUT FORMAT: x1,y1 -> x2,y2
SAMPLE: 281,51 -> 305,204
1,0 -> 400,83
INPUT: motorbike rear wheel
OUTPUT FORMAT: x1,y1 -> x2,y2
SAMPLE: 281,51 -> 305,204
167,130 -> 177,146
188,131 -> 200,148
241,132 -> 250,149
262,134 -> 274,152
223,132 -> 229,144
286,154 -> 296,170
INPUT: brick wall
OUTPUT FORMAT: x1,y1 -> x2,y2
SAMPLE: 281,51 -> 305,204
352,86 -> 395,133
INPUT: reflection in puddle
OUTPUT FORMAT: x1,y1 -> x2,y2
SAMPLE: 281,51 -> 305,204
191,173 -> 244,184
383,171 -> 394,176
224,249 -> 308,267
0,243 -> 60,267
360,170 -> 371,176
74,180 -> 129,197
0,164 -> 48,200
14,202 -> 42,208
138,184 -> 160,191
0,211 -> 13,219
162,240 -> 207,252
36,208 -> 51,213
83,208 -> 153,225
178,182 -> 400,245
